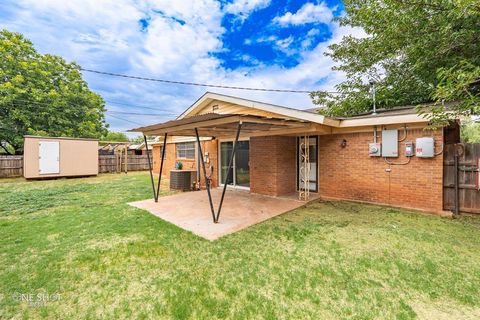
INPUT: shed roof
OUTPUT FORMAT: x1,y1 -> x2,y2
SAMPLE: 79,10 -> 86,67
24,135 -> 99,142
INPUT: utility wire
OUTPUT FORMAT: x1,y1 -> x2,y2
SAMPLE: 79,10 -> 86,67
80,67 -> 323,93
107,113 -> 144,126
5,100 -> 149,126
106,110 -> 171,116
104,99 -> 178,114
4,97 -> 177,115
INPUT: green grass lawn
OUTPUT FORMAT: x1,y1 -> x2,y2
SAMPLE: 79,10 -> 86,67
1,172 -> 479,319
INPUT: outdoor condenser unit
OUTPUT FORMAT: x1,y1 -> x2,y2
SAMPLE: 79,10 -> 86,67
415,137 -> 435,158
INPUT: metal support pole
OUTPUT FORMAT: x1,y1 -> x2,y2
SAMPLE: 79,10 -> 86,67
195,128 -> 217,223
216,122 -> 242,223
155,134 -> 168,202
144,135 -> 156,200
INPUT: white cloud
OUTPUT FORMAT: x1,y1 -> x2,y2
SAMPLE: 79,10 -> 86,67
275,36 -> 294,49
224,0 -> 271,16
0,0 -> 365,134
274,2 -> 333,26
301,28 -> 321,48
204,23 -> 366,109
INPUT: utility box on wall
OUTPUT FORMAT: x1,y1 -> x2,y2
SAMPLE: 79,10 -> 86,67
382,129 -> 399,157
369,143 -> 381,156
23,136 -> 99,179
404,141 -> 414,157
416,137 -> 435,158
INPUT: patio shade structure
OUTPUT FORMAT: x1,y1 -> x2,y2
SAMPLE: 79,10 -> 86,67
130,113 -> 322,223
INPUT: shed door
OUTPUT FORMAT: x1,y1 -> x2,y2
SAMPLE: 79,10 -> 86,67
39,141 -> 60,174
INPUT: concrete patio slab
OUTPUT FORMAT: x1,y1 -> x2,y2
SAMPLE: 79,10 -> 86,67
129,189 -> 312,240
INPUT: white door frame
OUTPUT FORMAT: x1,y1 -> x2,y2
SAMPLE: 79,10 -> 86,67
218,138 -> 250,190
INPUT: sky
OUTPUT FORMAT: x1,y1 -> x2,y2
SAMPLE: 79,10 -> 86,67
0,0 -> 364,135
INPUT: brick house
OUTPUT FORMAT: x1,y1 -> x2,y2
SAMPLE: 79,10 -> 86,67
134,92 -> 458,215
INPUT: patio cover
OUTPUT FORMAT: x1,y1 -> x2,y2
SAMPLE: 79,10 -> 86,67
129,113 -> 330,138
129,113 -> 324,224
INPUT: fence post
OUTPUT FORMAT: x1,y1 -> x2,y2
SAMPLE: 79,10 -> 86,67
454,146 -> 459,217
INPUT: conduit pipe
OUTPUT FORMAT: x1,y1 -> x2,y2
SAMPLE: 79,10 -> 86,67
398,125 -> 407,142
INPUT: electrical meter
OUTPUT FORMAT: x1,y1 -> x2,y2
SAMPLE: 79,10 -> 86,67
369,143 -> 381,156
405,141 -> 414,157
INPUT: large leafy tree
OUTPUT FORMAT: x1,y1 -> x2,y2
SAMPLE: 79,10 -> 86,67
101,131 -> 130,142
0,30 -> 107,154
311,0 -> 480,127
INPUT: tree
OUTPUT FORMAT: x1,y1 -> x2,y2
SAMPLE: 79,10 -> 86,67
130,135 -> 146,144
0,30 -> 108,154
101,131 -> 130,142
311,0 -> 480,127
460,120 -> 480,143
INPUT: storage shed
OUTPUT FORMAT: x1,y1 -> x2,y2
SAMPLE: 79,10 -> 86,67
23,136 -> 98,179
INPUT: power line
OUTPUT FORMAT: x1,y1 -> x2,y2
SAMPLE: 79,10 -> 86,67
107,113 -> 144,126
80,68 -> 318,93
106,110 -> 171,116
104,99 -> 178,113
4,97 -> 178,115
4,100 -> 149,125
3,100 -> 146,127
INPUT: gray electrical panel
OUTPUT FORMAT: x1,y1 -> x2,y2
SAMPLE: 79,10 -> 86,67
382,129 -> 398,157
416,137 -> 435,157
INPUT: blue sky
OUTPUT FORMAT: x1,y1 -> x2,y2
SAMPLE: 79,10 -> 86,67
0,0 -> 363,135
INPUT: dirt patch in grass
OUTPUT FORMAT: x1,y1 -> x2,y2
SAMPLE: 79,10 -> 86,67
412,298 -> 480,320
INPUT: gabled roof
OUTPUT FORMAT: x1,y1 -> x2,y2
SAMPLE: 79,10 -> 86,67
130,92 -> 438,135
177,92 -> 338,126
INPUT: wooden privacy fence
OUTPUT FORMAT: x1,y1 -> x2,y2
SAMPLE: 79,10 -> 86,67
98,154 -> 151,173
0,156 -> 23,178
0,154 -> 150,178
443,143 -> 480,214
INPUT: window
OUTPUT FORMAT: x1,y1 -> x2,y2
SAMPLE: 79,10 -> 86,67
176,142 -> 195,159
158,146 -> 165,158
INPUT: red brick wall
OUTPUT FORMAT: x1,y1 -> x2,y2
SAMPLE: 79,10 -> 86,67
250,136 -> 296,196
150,129 -> 444,213
318,128 -> 444,212
152,140 -> 218,188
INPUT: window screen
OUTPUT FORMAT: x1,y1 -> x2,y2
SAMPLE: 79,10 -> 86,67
176,142 -> 195,159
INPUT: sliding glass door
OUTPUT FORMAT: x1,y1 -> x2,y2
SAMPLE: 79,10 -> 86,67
219,140 -> 250,189
220,142 -> 234,186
